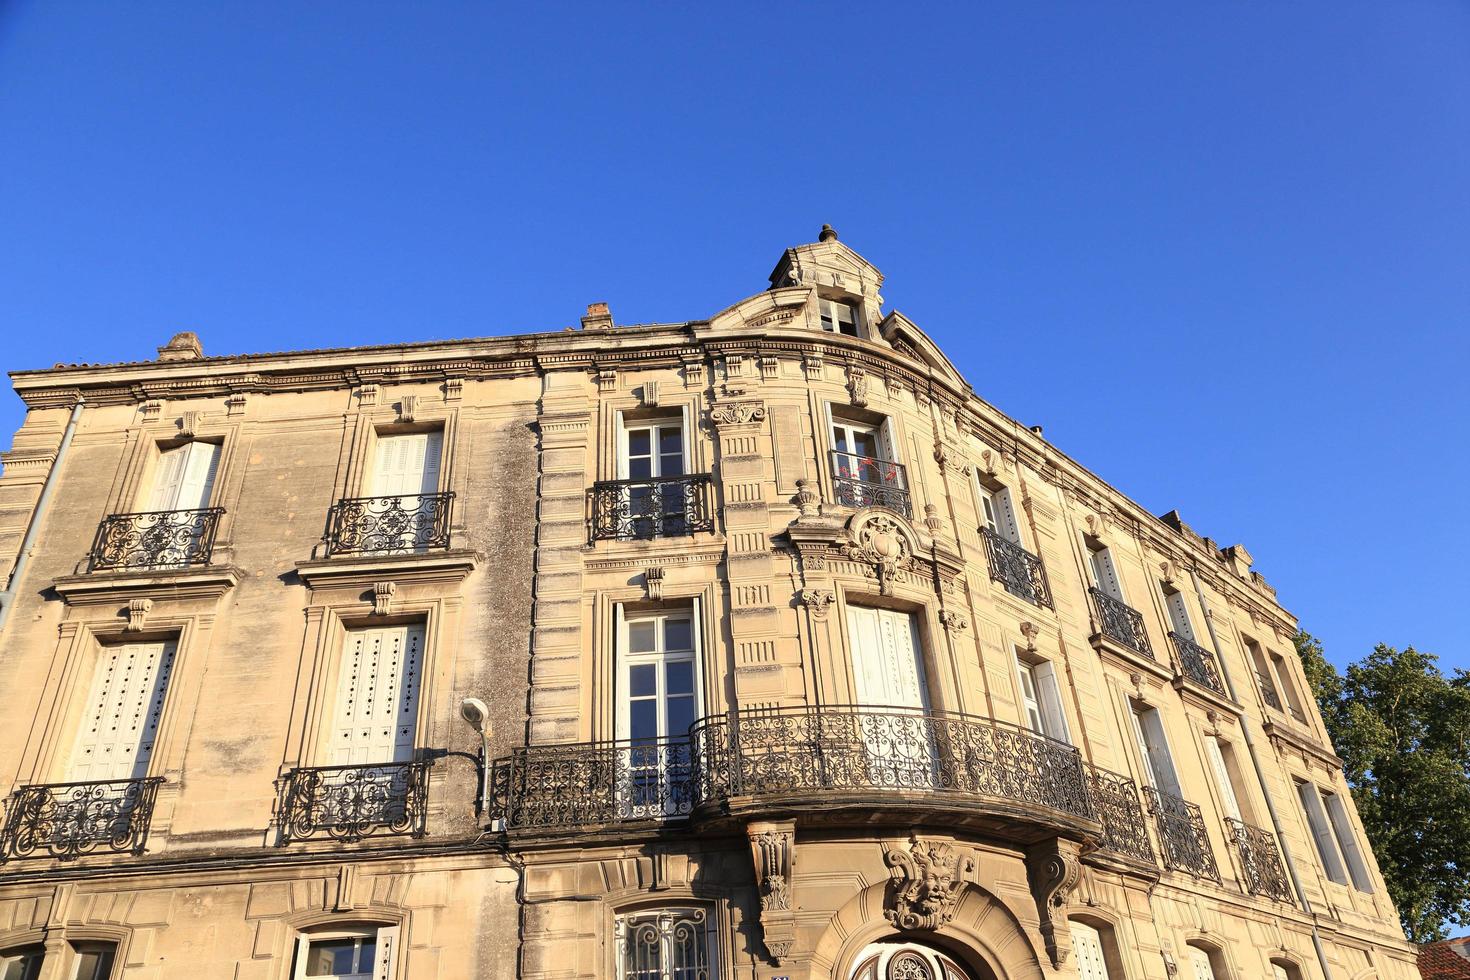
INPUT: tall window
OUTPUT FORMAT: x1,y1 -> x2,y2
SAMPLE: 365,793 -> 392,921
1163,588 -> 1196,641
69,639 -> 177,782
1088,545 -> 1125,602
329,625 -> 424,766
614,414 -> 692,539
1323,790 -> 1374,891
1271,960 -> 1302,980
1186,945 -> 1222,980
1203,736 -> 1245,822
0,947 -> 43,980
621,419 -> 686,481
370,432 -> 441,499
819,297 -> 859,336
978,483 -> 1021,544
70,943 -> 117,980
615,907 -> 713,980
293,925 -> 398,980
618,608 -> 700,818
1130,703 -> 1181,797
847,607 -> 928,711
146,441 -> 220,513
1070,922 -> 1113,980
1013,646 -> 1069,742
1270,650 -> 1308,721
1296,779 -> 1349,885
1243,637 -> 1281,709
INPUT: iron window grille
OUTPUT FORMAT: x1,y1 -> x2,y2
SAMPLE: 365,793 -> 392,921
322,492 -> 453,556
1089,587 -> 1153,657
275,761 -> 430,844
1143,786 -> 1221,881
0,777 -> 163,861
88,508 -> 224,571
828,450 -> 912,517
1226,817 -> 1294,902
1085,764 -> 1156,865
1169,632 -> 1227,697
981,527 -> 1054,609
589,475 -> 715,542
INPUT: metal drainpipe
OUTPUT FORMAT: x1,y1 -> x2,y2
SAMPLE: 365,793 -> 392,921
1187,565 -> 1336,980
0,398 -> 84,638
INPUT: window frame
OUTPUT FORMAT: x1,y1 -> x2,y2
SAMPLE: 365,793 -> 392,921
818,296 -> 860,337
0,945 -> 44,980
616,412 -> 691,481
292,924 -> 400,980
615,604 -> 703,745
1130,701 -> 1182,798
1322,789 -> 1374,892
1296,778 -> 1349,885
976,479 -> 1023,544
1012,645 -> 1070,743
68,942 -> 118,980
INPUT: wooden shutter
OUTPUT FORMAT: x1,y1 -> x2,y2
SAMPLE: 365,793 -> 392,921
848,607 -> 928,710
68,640 -> 177,782
145,445 -> 189,511
175,442 -> 221,511
1166,591 -> 1196,640
329,625 -> 424,766
1189,948 -> 1216,980
1297,782 -> 1348,883
1131,706 -> 1180,797
1205,737 -> 1243,821
846,605 -> 885,705
1070,922 -> 1111,980
1324,793 -> 1374,891
995,488 -> 1022,543
1090,548 -> 1124,601
1034,660 -> 1071,743
372,433 -> 439,497
374,925 -> 400,980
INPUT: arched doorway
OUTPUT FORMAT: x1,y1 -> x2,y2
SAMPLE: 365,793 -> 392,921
849,940 -> 980,980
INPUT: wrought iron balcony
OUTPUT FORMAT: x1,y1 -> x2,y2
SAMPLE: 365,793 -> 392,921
1226,817 -> 1293,902
0,777 -> 163,861
1085,764 -> 1155,865
829,450 -> 912,518
88,508 -> 224,571
323,492 -> 453,556
275,761 -> 430,844
1169,632 -> 1226,697
981,528 -> 1054,609
1254,671 -> 1284,711
589,475 -> 714,542
492,706 -> 1097,835
493,737 -> 695,830
1089,588 -> 1153,657
1142,786 -> 1220,881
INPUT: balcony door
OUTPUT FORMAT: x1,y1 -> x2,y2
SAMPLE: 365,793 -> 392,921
364,433 -> 442,552
846,606 -> 936,789
68,640 -> 177,783
147,442 -> 220,513
616,416 -> 691,539
617,609 -> 700,818
830,418 -> 900,487
329,625 -> 424,767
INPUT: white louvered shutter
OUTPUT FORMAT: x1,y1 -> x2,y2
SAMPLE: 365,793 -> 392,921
374,925 -> 400,980
1070,922 -> 1110,980
848,608 -> 928,711
1205,737 -> 1243,821
1091,548 -> 1124,601
330,626 -> 424,765
174,442 -> 221,511
1166,591 -> 1196,641
68,640 -> 177,782
145,446 -> 190,511
1035,660 -> 1071,743
372,433 -> 440,497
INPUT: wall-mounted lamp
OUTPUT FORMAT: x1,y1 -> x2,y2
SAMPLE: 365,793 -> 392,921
460,697 -> 491,818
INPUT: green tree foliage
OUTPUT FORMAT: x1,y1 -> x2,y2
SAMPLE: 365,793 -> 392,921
1296,631 -> 1470,942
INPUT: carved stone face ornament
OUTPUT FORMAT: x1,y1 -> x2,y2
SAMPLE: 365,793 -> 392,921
884,836 -> 975,932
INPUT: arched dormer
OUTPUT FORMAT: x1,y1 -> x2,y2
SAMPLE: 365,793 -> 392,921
768,224 -> 885,338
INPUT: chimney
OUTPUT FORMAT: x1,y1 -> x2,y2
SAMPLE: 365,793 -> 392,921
580,302 -> 614,331
157,331 -> 204,361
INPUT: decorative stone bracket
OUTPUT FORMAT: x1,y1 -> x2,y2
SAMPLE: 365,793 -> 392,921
883,835 -> 975,932
1026,837 -> 1084,968
710,400 -> 766,427
747,820 -> 797,964
797,588 -> 834,620
372,581 -> 397,616
124,598 -> 153,632
645,566 -> 665,601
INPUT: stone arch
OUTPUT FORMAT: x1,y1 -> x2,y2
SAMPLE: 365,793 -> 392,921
810,879 -> 1044,980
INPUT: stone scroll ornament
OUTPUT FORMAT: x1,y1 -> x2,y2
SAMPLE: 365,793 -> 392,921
884,835 -> 976,931
840,512 -> 915,596
1026,838 -> 1083,967
710,401 -> 766,427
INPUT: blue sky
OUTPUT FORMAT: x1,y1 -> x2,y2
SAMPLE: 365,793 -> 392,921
1,2 -> 1466,670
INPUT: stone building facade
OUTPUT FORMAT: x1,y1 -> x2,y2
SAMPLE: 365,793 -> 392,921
0,228 -> 1418,980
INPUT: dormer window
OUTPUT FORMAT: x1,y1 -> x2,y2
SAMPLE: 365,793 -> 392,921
820,298 -> 859,337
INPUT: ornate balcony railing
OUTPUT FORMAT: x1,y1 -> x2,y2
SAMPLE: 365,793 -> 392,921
1143,786 -> 1220,881
1226,817 -> 1293,902
1089,588 -> 1153,657
1085,764 -> 1155,865
1170,633 -> 1226,696
493,737 -> 696,830
88,508 -> 224,571
323,492 -> 453,556
1254,671 -> 1284,711
829,451 -> 912,518
981,528 -> 1054,609
492,706 -> 1097,833
275,761 -> 430,844
589,475 -> 714,542
0,777 -> 163,861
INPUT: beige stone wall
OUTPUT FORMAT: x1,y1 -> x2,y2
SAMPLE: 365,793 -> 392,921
0,233 -> 1418,980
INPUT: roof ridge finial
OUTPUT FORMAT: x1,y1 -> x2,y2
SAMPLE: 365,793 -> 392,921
818,223 -> 839,242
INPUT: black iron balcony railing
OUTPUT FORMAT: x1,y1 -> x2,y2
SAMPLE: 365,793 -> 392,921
323,492 -> 453,556
1089,588 -> 1153,657
829,451 -> 912,518
1143,786 -> 1221,881
492,706 -> 1097,834
493,737 -> 696,830
981,528 -> 1054,609
1226,817 -> 1293,902
275,761 -> 430,844
1085,764 -> 1155,865
0,777 -> 163,861
1170,633 -> 1227,696
88,508 -> 224,571
589,475 -> 714,542
1254,671 -> 1284,711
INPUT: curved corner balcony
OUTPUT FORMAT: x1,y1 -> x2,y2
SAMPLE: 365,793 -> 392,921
493,706 -> 1102,844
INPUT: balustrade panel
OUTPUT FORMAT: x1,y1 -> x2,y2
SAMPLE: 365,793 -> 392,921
829,451 -> 912,517
89,508 -> 223,570
276,762 -> 430,844
0,778 -> 163,861
323,493 -> 453,556
589,476 -> 714,542
981,528 -> 1054,609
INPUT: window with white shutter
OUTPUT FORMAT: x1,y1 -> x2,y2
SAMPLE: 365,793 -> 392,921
371,432 -> 441,498
978,483 -> 1022,544
1187,946 -> 1218,980
1013,647 -> 1069,743
1297,780 -> 1348,884
1324,791 -> 1374,892
146,442 -> 220,512
1164,589 -> 1196,641
293,926 -> 398,980
1204,736 -> 1244,822
329,626 -> 424,766
1089,547 -> 1125,602
1070,922 -> 1111,980
68,640 -> 177,783
847,607 -> 929,711
1130,703 -> 1181,798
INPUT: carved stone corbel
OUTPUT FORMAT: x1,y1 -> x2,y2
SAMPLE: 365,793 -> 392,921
847,366 -> 870,408
939,610 -> 969,634
444,378 -> 464,401
124,598 -> 153,632
1019,621 -> 1040,655
759,355 -> 779,380
397,395 -> 418,423
797,588 -> 835,620
802,351 -> 824,381
641,381 -> 660,408
645,566 -> 665,601
225,393 -> 247,417
179,411 -> 200,438
372,581 -> 396,616
595,368 -> 617,394
1026,837 -> 1084,968
747,820 -> 797,963
356,385 -> 379,407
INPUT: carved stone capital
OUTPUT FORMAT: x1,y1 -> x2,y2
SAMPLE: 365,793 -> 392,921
883,835 -> 975,932
939,610 -> 969,634
1026,837 -> 1084,968
798,588 -> 835,620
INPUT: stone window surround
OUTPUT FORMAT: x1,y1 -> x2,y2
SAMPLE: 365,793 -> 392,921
0,925 -> 133,980
596,392 -> 705,485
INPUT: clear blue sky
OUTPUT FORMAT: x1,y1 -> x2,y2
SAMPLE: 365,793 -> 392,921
1,2 -> 1466,670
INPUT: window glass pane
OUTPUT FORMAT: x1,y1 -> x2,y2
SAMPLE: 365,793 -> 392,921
629,664 -> 657,697
664,618 -> 692,652
305,941 -> 355,976
72,947 -> 116,980
665,660 -> 693,695
659,427 -> 683,455
627,430 -> 651,456
666,695 -> 695,738
628,457 -> 652,479
1,950 -> 43,980
630,699 -> 658,741
628,622 -> 656,653
356,939 -> 375,974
